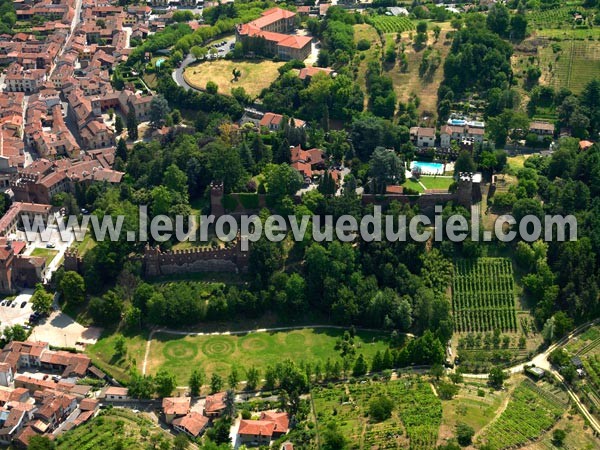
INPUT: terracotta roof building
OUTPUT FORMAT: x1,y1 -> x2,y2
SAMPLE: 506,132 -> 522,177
236,8 -> 312,61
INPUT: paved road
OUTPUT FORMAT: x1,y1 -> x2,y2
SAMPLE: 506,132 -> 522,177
463,318 -> 600,433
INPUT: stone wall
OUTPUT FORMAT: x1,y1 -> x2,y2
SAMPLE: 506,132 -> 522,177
142,239 -> 249,277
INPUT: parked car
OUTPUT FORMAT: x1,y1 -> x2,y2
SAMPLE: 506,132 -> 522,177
20,301 -> 26,308
46,242 -> 56,248
10,302 -> 16,308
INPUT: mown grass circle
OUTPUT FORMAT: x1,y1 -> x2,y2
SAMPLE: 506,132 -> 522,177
163,341 -> 198,360
240,335 -> 270,352
201,337 -> 235,357
285,332 -> 306,347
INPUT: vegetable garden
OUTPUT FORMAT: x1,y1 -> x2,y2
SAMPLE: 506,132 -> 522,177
452,258 -> 517,333
369,15 -> 414,34
482,379 -> 567,449
312,378 -> 441,450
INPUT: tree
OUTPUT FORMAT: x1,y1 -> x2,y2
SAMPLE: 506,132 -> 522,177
114,115 -> 124,135
454,150 -> 476,174
369,147 -> 404,194
263,163 -> 303,200
321,423 -> 347,450
232,67 -> 241,81
433,25 -> 441,41
206,81 -> 218,94
189,369 -> 204,397
150,95 -> 170,128
154,368 -> 176,397
552,429 -> 567,446
246,366 -> 260,391
211,373 -> 223,393
487,4 -> 510,36
58,271 -> 85,306
114,335 -> 126,356
127,109 -> 138,141
429,363 -> 444,380
116,138 -> 128,162
456,422 -> 474,446
173,433 -> 190,450
89,290 -> 123,325
31,283 -> 53,316
416,21 -> 428,34
510,13 -> 528,40
223,389 -> 236,418
190,45 -> 207,60
352,354 -> 368,377
368,394 -> 394,422
488,366 -> 508,389
228,366 -> 239,389
28,436 -> 56,450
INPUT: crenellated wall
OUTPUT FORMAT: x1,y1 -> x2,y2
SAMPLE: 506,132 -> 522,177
142,238 -> 249,277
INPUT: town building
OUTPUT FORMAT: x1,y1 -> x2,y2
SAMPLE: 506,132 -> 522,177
235,8 -> 312,61
238,411 -> 289,445
410,127 -> 436,148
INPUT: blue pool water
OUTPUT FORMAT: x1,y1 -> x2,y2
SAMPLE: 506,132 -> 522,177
155,58 -> 166,67
411,161 -> 445,175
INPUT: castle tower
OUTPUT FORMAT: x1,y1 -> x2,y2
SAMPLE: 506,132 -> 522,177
210,182 -> 225,217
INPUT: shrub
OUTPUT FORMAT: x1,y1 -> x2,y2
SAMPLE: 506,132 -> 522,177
357,39 -> 371,51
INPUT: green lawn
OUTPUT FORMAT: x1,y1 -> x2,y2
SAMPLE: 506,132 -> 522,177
401,178 -> 425,193
144,328 -> 390,384
30,247 -> 58,266
70,233 -> 96,256
420,176 -> 454,191
86,333 -> 149,383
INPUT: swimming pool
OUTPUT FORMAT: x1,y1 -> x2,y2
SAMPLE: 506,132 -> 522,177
410,161 -> 445,175
155,58 -> 166,67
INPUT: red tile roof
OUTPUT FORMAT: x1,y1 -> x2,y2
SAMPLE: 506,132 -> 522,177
172,412 -> 209,437
162,397 -> 190,416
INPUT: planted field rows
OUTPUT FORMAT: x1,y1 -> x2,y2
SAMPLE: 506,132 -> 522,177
370,15 -> 414,34
452,258 -> 517,333
544,40 -> 600,94
528,7 -> 574,28
482,379 -> 567,449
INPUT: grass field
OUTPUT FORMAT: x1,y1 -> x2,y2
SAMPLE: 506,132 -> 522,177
384,22 -> 453,119
86,333 -> 148,383
354,24 -> 383,107
539,39 -> 600,93
70,234 -> 96,256
312,377 -> 441,450
30,247 -> 58,266
420,176 -> 454,191
402,178 -> 425,193
184,59 -> 284,98
55,408 -> 172,449
440,379 -> 508,442
144,328 -> 389,384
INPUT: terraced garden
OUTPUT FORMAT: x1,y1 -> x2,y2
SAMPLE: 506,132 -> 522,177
481,379 -> 568,449
369,15 -> 414,34
312,378 -> 441,450
55,408 -> 172,449
452,258 -> 517,333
